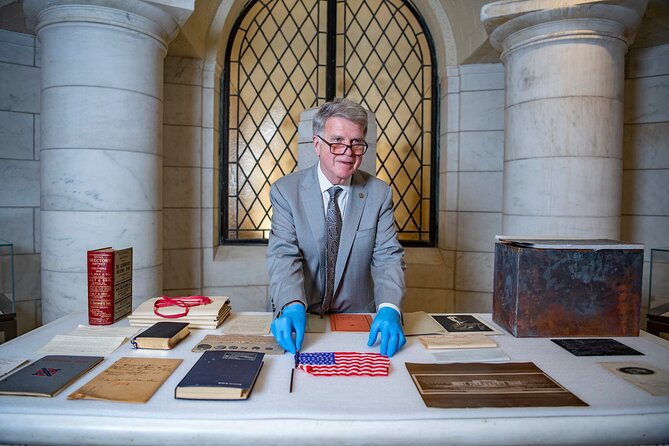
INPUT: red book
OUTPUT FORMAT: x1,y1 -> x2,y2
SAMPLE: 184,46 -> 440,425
87,247 -> 133,325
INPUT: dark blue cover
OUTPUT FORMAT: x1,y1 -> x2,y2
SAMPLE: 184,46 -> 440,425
176,350 -> 264,399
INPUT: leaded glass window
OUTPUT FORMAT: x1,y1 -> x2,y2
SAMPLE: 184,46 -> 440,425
222,0 -> 438,245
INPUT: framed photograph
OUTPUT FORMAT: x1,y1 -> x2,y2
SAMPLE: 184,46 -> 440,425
429,314 -> 501,335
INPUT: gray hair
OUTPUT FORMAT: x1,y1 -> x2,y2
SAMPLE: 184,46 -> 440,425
312,98 -> 368,137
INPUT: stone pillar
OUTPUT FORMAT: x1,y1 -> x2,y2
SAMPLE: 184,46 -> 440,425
482,0 -> 648,238
25,0 -> 193,322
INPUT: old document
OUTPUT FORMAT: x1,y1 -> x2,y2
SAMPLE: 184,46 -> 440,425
67,357 -> 182,403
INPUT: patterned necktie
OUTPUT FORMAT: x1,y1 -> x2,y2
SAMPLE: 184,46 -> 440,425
322,186 -> 342,314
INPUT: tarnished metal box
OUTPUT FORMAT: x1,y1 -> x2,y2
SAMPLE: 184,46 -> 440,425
493,238 -> 644,337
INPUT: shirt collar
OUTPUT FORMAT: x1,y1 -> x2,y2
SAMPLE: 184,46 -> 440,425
317,162 -> 352,195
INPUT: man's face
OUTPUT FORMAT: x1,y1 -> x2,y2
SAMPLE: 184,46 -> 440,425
314,116 -> 365,185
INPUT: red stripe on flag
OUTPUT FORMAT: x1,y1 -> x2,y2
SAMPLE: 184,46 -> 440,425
298,352 -> 390,376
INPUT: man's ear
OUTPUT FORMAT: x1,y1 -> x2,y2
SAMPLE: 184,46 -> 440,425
313,136 -> 320,156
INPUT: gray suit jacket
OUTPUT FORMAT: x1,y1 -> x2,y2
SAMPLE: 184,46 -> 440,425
267,164 -> 405,316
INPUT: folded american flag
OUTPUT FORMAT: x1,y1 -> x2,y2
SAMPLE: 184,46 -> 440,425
297,352 -> 390,376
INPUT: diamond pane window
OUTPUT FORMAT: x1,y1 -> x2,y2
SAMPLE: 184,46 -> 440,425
222,0 -> 438,245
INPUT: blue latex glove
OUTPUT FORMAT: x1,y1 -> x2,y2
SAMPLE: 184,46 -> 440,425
367,307 -> 406,357
271,303 -> 306,354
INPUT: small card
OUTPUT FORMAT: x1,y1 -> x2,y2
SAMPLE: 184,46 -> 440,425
192,334 -> 284,355
551,338 -> 643,356
306,314 -> 326,333
600,361 -> 669,396
329,314 -> 373,332
419,334 -> 498,350
403,311 -> 447,336
430,314 -> 500,335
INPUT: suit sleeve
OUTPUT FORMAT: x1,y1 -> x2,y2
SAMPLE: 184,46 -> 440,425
267,182 -> 307,317
371,185 -> 406,310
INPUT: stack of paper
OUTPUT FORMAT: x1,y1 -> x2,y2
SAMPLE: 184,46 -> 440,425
128,296 -> 231,329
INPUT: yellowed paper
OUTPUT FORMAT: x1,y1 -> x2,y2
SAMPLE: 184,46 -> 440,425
0,358 -> 29,379
403,311 -> 447,336
37,335 -> 127,356
221,313 -> 272,335
67,357 -> 182,403
419,334 -> 498,349
600,361 -> 669,396
306,314 -> 326,333
68,325 -> 141,338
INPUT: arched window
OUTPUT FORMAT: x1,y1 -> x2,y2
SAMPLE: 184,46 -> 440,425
221,0 -> 438,246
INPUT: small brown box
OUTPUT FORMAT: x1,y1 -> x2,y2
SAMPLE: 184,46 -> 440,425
493,238 -> 643,337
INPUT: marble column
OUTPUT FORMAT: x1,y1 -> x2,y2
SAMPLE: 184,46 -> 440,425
25,0 -> 193,322
482,0 -> 648,238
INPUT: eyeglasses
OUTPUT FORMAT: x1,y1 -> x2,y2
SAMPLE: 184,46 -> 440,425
316,135 -> 368,156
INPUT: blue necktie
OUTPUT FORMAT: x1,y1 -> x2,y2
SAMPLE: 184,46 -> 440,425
322,186 -> 342,314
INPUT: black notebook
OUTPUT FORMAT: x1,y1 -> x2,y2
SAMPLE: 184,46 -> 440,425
131,321 -> 190,350
175,350 -> 264,400
0,355 -> 104,397
551,338 -> 643,356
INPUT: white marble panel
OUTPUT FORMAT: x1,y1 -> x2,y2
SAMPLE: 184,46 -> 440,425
163,125 -> 201,167
201,127 -> 215,169
460,90 -> 504,132
0,208 -> 34,253
444,92 -> 459,133
164,56 -> 203,85
41,149 -> 161,211
444,171 -> 457,211
204,246 -> 269,287
438,212 -> 457,251
163,208 -> 201,249
39,25 -> 164,98
623,122 -> 669,169
164,83 -> 203,126
202,60 -> 221,89
458,171 -> 503,212
404,288 -> 454,313
202,87 -> 215,129
443,132 -> 457,173
505,36 -> 625,106
455,251 -> 494,292
459,131 -> 503,171
502,215 -> 621,239
446,66 -> 459,93
163,248 -> 201,290
457,212 -> 502,253
163,166 -> 201,208
202,286 -> 269,312
201,167 -> 216,209
0,159 -> 39,206
41,87 -> 161,153
201,207 -> 217,249
40,209 -> 161,271
621,216 -> 669,255
622,169 -> 669,215
132,264 -> 162,303
15,299 -> 38,336
506,97 -> 623,160
405,255 -> 453,289
454,291 -> 492,313
626,44 -> 669,79
13,253 -> 40,302
459,64 -> 504,91
41,270 -> 86,323
33,114 -> 40,160
504,157 -> 622,216
0,29 -> 34,66
0,62 -> 39,113
34,208 -> 40,253
624,74 -> 669,124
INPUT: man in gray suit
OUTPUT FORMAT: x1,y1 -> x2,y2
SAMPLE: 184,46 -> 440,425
267,98 -> 406,357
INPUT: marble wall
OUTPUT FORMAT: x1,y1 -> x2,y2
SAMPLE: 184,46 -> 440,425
0,29 -> 41,336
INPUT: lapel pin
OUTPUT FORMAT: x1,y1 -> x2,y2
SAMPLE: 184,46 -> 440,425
359,192 -> 364,199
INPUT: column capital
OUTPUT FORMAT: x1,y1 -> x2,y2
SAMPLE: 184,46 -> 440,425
482,0 -> 648,54
23,0 -> 194,44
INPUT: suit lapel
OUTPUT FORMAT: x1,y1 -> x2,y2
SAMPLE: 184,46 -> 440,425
335,171 -> 367,288
301,165 -> 326,269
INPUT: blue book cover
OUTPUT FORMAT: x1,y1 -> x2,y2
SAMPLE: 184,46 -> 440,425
0,355 -> 104,397
175,350 -> 264,400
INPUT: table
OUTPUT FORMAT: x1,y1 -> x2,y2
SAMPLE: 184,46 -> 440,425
1,313 -> 668,446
